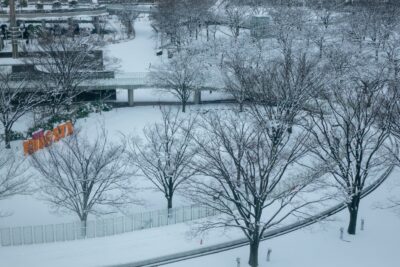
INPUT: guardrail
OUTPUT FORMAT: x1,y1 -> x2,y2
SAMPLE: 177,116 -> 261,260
7,71 -> 225,91
0,203 -> 234,247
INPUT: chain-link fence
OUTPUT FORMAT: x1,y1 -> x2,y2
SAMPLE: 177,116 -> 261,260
0,204 -> 220,247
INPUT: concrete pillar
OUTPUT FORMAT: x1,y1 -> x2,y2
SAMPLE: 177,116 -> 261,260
193,90 -> 201,104
93,16 -> 100,35
128,89 -> 134,107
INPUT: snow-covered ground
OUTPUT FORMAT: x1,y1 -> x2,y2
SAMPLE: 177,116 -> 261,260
0,106 -> 191,227
1,9 -> 399,267
104,15 -> 162,73
167,176 -> 400,267
0,103 -> 244,227
1,167 -> 399,267
105,15 -> 231,103
0,14 -> 231,228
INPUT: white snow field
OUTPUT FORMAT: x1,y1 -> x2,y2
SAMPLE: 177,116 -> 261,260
0,14 -> 229,227
0,106 -> 192,227
0,167 -> 399,267
0,8 -> 399,267
105,15 -> 231,103
167,175 -> 400,267
104,15 -> 161,73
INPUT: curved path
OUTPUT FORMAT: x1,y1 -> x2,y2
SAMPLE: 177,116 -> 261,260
108,165 -> 395,267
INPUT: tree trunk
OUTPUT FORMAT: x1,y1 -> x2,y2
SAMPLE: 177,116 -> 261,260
248,239 -> 260,267
4,127 -> 11,149
167,196 -> 173,210
80,216 -> 87,238
167,178 -> 173,217
182,101 -> 186,113
347,194 -> 360,235
51,102 -> 57,116
319,41 -> 323,59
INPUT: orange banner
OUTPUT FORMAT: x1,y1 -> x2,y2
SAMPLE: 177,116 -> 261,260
23,121 -> 74,156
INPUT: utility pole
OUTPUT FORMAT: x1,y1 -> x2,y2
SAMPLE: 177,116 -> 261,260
9,0 -> 19,58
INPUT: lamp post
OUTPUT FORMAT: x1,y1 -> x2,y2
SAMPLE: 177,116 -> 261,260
9,0 -> 19,58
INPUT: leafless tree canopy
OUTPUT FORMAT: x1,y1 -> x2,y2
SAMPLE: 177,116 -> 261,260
224,4 -> 250,40
129,107 -> 197,210
1,0 -> 400,264
187,111 -> 329,267
117,10 -> 139,39
0,73 -> 42,148
248,53 -> 322,134
30,129 -> 134,236
308,65 -> 392,235
222,40 -> 262,112
23,31 -> 101,115
150,50 -> 205,112
0,148 -> 29,203
151,0 -> 215,47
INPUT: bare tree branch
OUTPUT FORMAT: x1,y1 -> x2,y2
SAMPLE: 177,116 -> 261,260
128,107 -> 197,211
186,111 -> 330,267
30,128 -> 136,237
0,73 -> 42,148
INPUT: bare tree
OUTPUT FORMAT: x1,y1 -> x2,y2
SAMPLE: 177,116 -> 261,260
150,50 -> 205,112
96,16 -> 110,40
129,107 -> 197,212
306,7 -> 335,58
224,4 -> 250,41
270,6 -> 306,54
308,66 -> 392,235
151,0 -> 214,46
0,148 -> 29,204
222,36 -> 322,136
23,31 -> 102,115
383,37 -> 400,212
0,73 -> 42,148
117,10 -> 139,39
365,5 -> 398,62
30,129 -> 134,237
222,40 -> 262,112
178,0 -> 214,40
151,0 -> 188,49
379,134 -> 400,214
384,35 -> 400,92
188,111 -> 329,267
249,51 -> 322,133
343,9 -> 369,54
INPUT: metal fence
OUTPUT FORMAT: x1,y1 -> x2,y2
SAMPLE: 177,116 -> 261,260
0,204 -> 220,247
